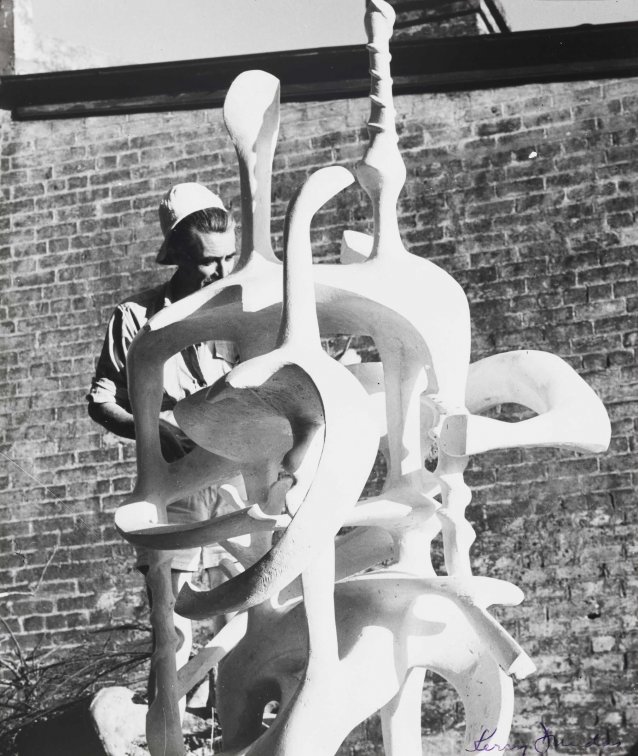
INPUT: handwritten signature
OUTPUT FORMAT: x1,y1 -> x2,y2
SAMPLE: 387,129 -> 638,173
466,722 -> 622,755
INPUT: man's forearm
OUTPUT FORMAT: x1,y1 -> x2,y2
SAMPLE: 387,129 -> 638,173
88,401 -> 136,439
88,401 -> 187,462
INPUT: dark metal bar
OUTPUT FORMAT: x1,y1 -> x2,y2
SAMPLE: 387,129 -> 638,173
1,21 -> 637,120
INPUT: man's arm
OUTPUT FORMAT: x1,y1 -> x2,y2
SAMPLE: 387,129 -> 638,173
88,401 -> 186,462
87,302 -> 187,461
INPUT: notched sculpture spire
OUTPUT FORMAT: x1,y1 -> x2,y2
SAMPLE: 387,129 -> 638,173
355,0 -> 406,259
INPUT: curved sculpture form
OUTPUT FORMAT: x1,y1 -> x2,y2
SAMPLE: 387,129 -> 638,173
215,573 -> 523,756
115,7 -> 471,544
445,349 -> 612,456
106,2 -> 611,754
319,349 -> 612,581
175,166 -> 379,617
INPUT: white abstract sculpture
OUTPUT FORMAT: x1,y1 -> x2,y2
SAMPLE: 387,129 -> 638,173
111,2 -> 611,754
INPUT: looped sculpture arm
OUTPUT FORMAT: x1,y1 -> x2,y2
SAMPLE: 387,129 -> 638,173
175,166 -> 380,619
440,349 -> 612,457
115,71 -> 283,541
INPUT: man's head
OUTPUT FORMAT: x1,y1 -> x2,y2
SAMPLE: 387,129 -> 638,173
156,183 -> 237,286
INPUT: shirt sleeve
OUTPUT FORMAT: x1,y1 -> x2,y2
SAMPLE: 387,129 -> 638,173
87,304 -> 141,408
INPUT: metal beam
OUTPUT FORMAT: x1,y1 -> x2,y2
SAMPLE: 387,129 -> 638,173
1,21 -> 637,120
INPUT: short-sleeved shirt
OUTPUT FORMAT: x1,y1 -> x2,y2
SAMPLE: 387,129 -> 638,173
88,273 -> 242,571
88,273 -> 239,422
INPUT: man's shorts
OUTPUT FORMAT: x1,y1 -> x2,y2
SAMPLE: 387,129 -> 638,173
135,475 -> 245,572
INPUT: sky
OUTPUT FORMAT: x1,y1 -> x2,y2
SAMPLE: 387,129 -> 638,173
28,0 -> 638,70
503,0 -> 638,31
29,0 -> 366,66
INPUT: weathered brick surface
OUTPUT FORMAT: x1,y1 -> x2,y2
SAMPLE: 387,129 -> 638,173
1,74 -> 637,751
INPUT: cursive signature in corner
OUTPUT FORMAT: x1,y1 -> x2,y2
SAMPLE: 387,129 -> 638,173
465,722 -> 623,755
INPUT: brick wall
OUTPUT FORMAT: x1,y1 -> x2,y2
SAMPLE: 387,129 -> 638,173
1,74 -> 637,751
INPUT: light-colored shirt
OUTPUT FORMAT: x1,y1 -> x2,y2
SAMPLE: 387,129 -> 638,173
88,274 -> 239,417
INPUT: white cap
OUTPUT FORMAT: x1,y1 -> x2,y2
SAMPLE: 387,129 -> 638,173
156,182 -> 226,264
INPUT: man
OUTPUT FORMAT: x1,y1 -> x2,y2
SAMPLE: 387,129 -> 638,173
87,182 -> 240,704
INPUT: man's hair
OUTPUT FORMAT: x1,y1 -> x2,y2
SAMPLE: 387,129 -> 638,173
165,207 -> 233,262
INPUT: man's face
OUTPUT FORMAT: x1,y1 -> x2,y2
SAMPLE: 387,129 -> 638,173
179,226 -> 237,286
